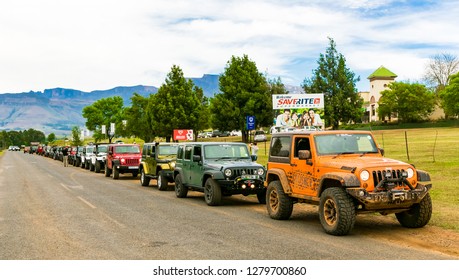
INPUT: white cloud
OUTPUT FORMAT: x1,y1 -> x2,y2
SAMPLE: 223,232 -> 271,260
0,0 -> 458,93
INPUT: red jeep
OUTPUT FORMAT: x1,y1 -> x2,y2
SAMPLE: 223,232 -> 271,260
105,143 -> 141,179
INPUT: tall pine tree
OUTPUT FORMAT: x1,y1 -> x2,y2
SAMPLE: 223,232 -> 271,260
302,38 -> 363,129
212,55 -> 272,142
148,65 -> 207,142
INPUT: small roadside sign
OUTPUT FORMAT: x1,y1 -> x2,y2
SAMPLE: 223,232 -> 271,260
246,116 -> 255,130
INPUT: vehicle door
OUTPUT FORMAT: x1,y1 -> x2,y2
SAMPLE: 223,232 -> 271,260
189,145 -> 203,187
289,136 -> 316,196
149,144 -> 157,175
180,145 -> 193,185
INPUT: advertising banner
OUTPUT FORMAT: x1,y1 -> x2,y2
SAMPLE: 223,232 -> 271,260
272,93 -> 324,110
173,129 -> 194,141
272,93 -> 325,130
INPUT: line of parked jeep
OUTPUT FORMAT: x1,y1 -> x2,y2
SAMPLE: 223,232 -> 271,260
25,129 -> 433,236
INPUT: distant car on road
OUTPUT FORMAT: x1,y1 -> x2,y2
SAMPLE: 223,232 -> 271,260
211,130 -> 230,137
230,130 -> 242,136
253,130 -> 267,142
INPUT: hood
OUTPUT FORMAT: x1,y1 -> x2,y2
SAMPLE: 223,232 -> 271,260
205,159 -> 263,170
157,154 -> 177,162
317,155 -> 412,171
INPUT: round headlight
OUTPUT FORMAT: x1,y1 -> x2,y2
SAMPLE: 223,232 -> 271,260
360,170 -> 370,181
257,168 -> 265,176
224,169 -> 232,177
406,168 -> 414,179
170,162 -> 176,168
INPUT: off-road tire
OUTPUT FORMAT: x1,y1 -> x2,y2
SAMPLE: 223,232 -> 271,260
396,193 -> 432,228
140,169 -> 150,187
267,180 -> 293,220
105,163 -> 111,177
319,187 -> 356,236
90,162 -> 95,172
257,189 -> 267,204
112,167 -> 119,179
174,174 -> 188,198
81,161 -> 85,169
157,170 -> 168,191
204,178 -> 222,206
95,161 -> 101,173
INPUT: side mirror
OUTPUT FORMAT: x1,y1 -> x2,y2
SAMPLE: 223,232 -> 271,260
251,155 -> 258,161
379,148 -> 385,156
193,155 -> 201,162
109,151 -> 113,155
298,150 -> 311,160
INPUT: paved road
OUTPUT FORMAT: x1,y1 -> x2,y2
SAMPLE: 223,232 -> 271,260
0,151 -> 456,260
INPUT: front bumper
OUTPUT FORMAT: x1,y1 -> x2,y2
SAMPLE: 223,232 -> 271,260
346,183 -> 432,210
115,165 -> 139,172
218,176 -> 265,195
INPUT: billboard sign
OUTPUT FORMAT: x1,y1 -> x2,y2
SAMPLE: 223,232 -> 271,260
173,129 -> 194,141
272,93 -> 324,110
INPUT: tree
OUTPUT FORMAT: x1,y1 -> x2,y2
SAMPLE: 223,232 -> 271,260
125,93 -> 154,142
423,53 -> 459,94
47,133 -> 56,143
82,96 -> 125,143
147,65 -> 206,142
302,38 -> 363,129
7,131 -> 23,146
212,54 -> 272,142
440,72 -> 459,117
22,128 -> 46,144
71,126 -> 84,146
378,82 -> 436,123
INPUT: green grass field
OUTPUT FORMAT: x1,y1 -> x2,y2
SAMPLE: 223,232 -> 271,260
372,128 -> 459,231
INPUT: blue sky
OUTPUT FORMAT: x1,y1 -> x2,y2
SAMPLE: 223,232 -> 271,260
0,0 -> 458,93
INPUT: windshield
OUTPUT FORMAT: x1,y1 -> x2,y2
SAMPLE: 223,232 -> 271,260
314,133 -> 378,155
97,145 -> 108,153
114,145 -> 140,154
158,145 -> 179,156
204,144 -> 250,159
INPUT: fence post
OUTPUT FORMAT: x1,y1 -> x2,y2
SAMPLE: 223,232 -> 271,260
405,131 -> 410,161
433,130 -> 438,163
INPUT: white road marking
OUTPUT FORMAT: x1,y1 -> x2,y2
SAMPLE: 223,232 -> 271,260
59,183 -> 71,191
77,196 -> 97,209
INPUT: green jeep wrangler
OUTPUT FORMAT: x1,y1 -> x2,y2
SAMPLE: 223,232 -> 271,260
139,142 -> 179,190
173,142 -> 266,206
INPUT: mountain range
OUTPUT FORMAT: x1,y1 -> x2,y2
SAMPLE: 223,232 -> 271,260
0,74 -> 303,136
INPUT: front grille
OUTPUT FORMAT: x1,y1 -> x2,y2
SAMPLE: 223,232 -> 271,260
224,168 -> 262,180
233,168 -> 259,177
372,169 -> 405,188
125,159 -> 138,165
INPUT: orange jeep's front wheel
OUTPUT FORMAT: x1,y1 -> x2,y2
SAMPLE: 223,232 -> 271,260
267,180 -> 293,220
319,187 -> 356,236
395,193 -> 432,228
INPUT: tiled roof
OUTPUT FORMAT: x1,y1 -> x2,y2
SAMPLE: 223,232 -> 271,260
367,66 -> 397,79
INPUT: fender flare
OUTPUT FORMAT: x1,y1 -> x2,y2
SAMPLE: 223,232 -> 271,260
265,168 -> 292,194
318,172 -> 360,195
416,169 -> 431,182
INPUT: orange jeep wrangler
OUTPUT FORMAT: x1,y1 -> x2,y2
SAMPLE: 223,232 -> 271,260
265,130 -> 432,236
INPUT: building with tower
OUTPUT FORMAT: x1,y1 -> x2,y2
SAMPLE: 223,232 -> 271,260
361,66 -> 397,122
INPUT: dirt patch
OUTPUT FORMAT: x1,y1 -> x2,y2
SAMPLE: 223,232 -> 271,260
354,214 -> 459,259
